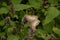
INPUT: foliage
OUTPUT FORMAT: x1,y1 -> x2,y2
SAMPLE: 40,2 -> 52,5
0,0 -> 60,40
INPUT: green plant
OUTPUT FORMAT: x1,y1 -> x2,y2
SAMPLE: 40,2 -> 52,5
0,0 -> 60,40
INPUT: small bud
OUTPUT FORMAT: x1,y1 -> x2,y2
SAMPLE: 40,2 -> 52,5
23,18 -> 28,24
7,0 -> 15,14
29,27 -> 35,37
5,16 -> 10,26
30,7 -> 35,15
7,0 -> 12,5
49,34 -> 54,40
23,37 -> 28,40
21,17 -> 28,28
13,27 -> 18,34
9,4 -> 15,14
1,36 -> 6,40
43,0 -> 48,6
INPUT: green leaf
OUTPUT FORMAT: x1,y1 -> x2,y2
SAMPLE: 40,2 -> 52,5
7,27 -> 13,34
0,7 -> 9,14
14,4 -> 31,11
53,27 -> 60,36
48,0 -> 58,6
0,20 -> 5,26
2,2 -> 8,7
35,29 -> 47,37
29,0 -> 42,9
36,29 -> 50,40
44,35 -> 50,40
43,7 -> 60,25
43,21 -> 54,33
10,21 -> 16,26
0,32 -> 5,37
12,0 -> 22,4
7,35 -> 19,40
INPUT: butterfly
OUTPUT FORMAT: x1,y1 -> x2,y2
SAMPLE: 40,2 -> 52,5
22,14 -> 40,31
